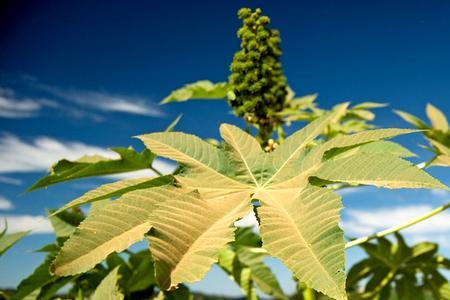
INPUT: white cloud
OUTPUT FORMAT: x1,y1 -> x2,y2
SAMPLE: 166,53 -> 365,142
334,186 -> 371,196
0,176 -> 22,185
342,205 -> 450,248
107,159 -> 176,180
0,133 -> 177,180
36,84 -> 164,117
0,133 -> 114,173
0,214 -> 52,234
234,211 -> 259,228
0,87 -> 56,118
0,196 -> 13,210
430,189 -> 449,198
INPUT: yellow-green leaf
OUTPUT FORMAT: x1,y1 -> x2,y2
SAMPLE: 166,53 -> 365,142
149,191 -> 251,289
426,103 -> 448,131
51,176 -> 172,216
316,153 -> 447,189
161,81 -> 228,104
257,186 -> 346,300
92,266 -> 124,300
51,186 -> 176,276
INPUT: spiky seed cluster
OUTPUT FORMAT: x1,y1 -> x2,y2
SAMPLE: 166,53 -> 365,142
228,8 -> 289,143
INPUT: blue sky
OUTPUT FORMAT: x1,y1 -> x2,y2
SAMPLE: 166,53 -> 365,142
0,0 -> 450,296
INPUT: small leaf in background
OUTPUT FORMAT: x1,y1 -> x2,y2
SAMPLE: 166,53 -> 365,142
426,103 -> 449,132
395,103 -> 450,168
394,110 -> 430,129
0,229 -> 29,257
10,254 -> 56,300
92,267 -> 124,300
29,147 -> 155,191
161,81 -> 228,104
348,233 -> 450,300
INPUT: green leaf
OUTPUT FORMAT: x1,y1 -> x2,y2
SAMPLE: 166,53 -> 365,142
352,102 -> 387,109
427,271 -> 450,300
395,274 -> 425,300
265,108 -> 348,187
47,208 -> 84,238
38,276 -> 75,300
394,110 -> 430,129
92,266 -> 124,300
290,93 -> 318,108
124,250 -> 156,293
148,190 -> 251,289
29,147 -> 155,191
165,115 -> 183,132
354,141 -> 416,157
11,254 -> 56,300
49,214 -> 77,238
161,81 -> 228,104
51,176 -> 172,216
316,153 -> 447,189
234,227 -> 262,248
346,259 -> 376,289
51,186 -> 174,276
257,185 -> 346,300
53,110 -> 445,300
237,247 -> 286,299
364,267 -> 392,294
157,284 -> 193,300
218,247 -> 258,300
137,131 -> 249,198
426,103 -> 448,132
220,123 -> 268,185
137,116 -> 445,299
0,230 -> 29,256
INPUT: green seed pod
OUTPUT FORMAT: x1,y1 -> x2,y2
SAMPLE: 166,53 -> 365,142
228,8 -> 289,144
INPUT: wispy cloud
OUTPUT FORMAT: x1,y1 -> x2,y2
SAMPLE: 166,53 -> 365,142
0,214 -> 52,234
0,133 -> 114,173
0,133 -> 176,177
342,205 -> 450,248
0,196 -> 14,210
430,189 -> 449,198
0,87 -> 57,119
0,176 -> 22,185
36,83 -> 164,117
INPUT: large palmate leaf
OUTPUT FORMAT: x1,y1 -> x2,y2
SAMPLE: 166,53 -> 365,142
161,81 -> 229,104
29,147 -> 155,191
136,110 -> 445,299
51,108 -> 446,299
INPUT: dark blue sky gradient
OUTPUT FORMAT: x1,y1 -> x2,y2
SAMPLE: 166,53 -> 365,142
1,0 -> 449,295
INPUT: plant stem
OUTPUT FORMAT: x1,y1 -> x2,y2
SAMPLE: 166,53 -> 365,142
150,165 -> 163,176
345,200 -> 450,249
